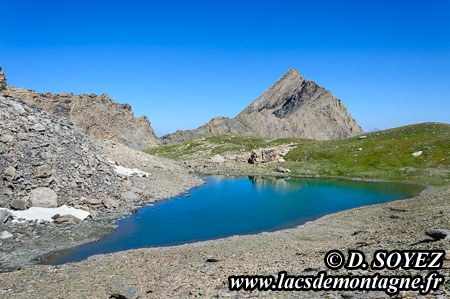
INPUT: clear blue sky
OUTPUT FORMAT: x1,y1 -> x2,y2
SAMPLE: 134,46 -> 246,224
1,0 -> 449,136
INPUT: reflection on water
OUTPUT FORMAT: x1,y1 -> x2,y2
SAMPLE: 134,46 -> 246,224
43,176 -> 421,265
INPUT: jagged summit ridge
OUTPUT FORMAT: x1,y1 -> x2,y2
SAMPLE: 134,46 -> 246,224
0,66 -> 161,149
161,68 -> 362,144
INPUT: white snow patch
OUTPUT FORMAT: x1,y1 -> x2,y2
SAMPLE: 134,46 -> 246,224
0,205 -> 90,223
108,160 -> 150,177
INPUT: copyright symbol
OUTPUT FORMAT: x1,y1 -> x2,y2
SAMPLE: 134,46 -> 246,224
324,250 -> 345,269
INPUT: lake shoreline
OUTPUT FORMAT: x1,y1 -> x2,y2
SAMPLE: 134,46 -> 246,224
0,173 -> 448,297
0,173 -> 427,272
43,175 -> 422,265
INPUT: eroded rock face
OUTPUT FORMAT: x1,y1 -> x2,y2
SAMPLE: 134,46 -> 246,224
0,66 -> 160,149
161,68 -> 362,144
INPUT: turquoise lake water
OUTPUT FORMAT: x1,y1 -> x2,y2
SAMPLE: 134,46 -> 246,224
44,176 -> 421,264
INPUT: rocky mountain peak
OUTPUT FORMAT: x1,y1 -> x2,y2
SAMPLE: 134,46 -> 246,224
161,68 -> 362,144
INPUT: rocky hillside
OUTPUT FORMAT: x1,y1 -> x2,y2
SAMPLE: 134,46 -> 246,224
0,94 -> 128,212
161,68 -> 362,144
0,66 -> 160,149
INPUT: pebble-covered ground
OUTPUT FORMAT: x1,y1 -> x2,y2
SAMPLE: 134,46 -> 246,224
0,185 -> 448,298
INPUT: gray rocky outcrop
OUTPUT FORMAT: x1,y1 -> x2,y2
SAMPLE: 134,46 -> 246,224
0,66 -> 160,149
161,68 -> 362,144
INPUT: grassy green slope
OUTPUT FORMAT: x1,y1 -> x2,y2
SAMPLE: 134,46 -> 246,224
284,122 -> 449,185
145,123 -> 449,186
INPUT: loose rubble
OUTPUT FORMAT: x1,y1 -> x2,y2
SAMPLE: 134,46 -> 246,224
0,95 -> 203,271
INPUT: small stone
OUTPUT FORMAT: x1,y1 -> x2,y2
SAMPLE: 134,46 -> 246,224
10,197 -> 28,210
29,187 -> 58,208
278,158 -> 285,163
412,151 -> 423,157
357,148 -> 362,152
30,123 -> 46,131
425,229 -> 450,240
358,135 -> 367,139
4,166 -> 16,181
35,165 -> 53,178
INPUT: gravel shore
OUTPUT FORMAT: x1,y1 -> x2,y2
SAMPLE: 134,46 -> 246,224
0,183 -> 448,298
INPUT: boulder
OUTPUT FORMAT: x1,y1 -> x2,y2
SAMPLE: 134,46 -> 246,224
248,148 -> 281,165
359,135 -> 367,139
10,197 -> 28,210
425,229 -> 450,240
35,164 -> 53,178
29,187 -> 58,208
